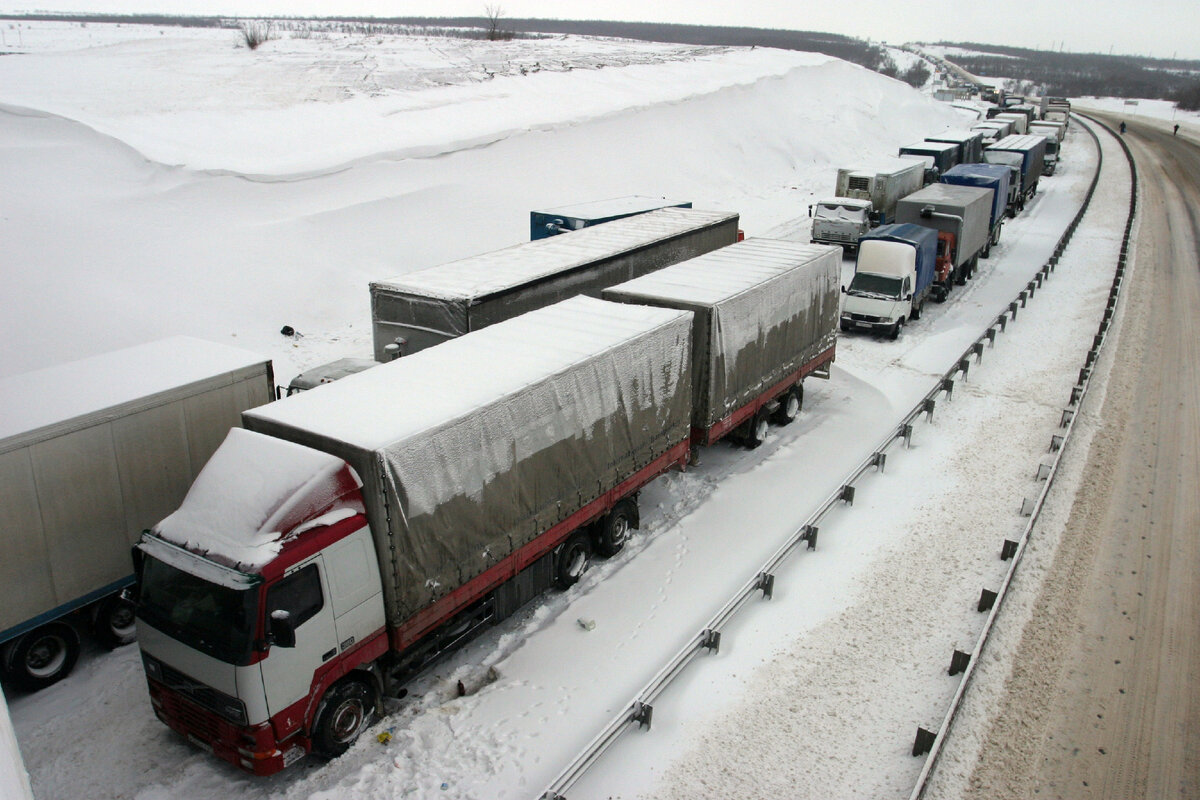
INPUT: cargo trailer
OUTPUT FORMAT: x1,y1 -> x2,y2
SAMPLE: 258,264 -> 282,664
530,195 -> 691,240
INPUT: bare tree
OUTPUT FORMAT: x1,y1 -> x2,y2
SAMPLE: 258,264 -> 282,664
484,4 -> 504,41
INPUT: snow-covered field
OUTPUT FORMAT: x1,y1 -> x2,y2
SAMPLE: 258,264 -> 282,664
2,19 -> 1127,800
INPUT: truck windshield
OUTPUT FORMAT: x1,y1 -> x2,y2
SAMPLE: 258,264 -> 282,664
138,556 -> 259,665
848,272 -> 903,299
816,204 -> 867,222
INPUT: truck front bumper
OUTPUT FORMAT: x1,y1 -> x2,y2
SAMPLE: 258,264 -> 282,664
147,678 -> 308,776
840,312 -> 894,332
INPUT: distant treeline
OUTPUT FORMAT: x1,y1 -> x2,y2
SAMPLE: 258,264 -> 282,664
940,41 -> 1200,103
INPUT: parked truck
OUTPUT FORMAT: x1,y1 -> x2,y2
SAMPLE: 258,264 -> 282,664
940,163 -> 1013,251
530,196 -> 691,240
839,223 -> 938,339
603,239 -> 840,449
972,119 -> 1014,145
1029,120 -> 1066,175
895,184 -> 993,297
370,207 -> 738,360
925,129 -> 985,166
985,134 -> 1048,208
898,140 -> 960,183
994,112 -> 1029,135
134,296 -> 696,775
0,337 -> 274,690
810,157 -> 925,248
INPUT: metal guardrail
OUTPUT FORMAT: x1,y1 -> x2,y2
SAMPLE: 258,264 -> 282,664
906,113 -> 1138,798
539,113 -> 1122,800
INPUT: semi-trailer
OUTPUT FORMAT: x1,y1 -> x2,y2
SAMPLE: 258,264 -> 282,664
0,337 -> 274,690
809,157 -> 925,248
985,134 -> 1048,207
895,183 -> 993,296
897,140 -> 961,182
839,223 -> 938,339
994,112 -> 1029,135
924,129 -> 985,166
603,239 -> 840,449
530,195 -> 691,240
370,206 -> 738,360
940,163 -> 1013,252
134,296 -> 697,775
972,119 -> 1014,144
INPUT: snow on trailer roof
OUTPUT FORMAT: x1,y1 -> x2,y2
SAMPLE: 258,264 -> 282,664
989,134 -> 1048,151
0,336 -> 269,446
900,183 -> 992,205
601,238 -> 838,306
373,207 -> 735,302
531,195 -> 689,218
899,140 -> 959,154
245,295 -> 692,453
925,128 -> 983,143
843,156 -> 925,177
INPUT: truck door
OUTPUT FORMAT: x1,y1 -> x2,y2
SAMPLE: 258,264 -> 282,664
259,559 -> 339,721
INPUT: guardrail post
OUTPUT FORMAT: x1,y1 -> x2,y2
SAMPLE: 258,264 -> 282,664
913,727 -> 936,757
1036,463 -> 1052,481
949,649 -> 971,676
959,359 -> 970,380
1020,497 -> 1036,517
631,701 -> 653,731
923,397 -> 936,421
701,629 -> 721,654
941,377 -> 954,400
1069,386 -> 1082,406
757,572 -> 775,599
1019,290 -> 1028,308
840,484 -> 856,505
986,328 -> 997,347
978,588 -> 997,612
1079,366 -> 1091,384
902,423 -> 914,449
802,525 -> 819,551
872,452 -> 887,472
1009,301 -> 1019,320
972,342 -> 984,363
1050,434 -> 1065,452
1001,539 -> 1019,561
1060,408 -> 1075,428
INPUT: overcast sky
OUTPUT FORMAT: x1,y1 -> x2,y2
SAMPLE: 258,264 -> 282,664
3,0 -> 1198,60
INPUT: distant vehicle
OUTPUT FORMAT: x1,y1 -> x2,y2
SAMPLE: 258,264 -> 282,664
940,162 -> 1014,251
1029,121 -> 1066,175
0,337 -> 273,690
924,129 -> 986,165
285,357 -> 378,395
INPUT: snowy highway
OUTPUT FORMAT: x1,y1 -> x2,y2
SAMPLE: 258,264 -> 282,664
0,23 -> 1143,800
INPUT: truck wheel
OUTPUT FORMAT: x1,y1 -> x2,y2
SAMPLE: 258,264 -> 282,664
771,385 -> 803,425
93,595 -> 138,649
742,408 -> 770,449
554,532 -> 593,589
2,622 -> 81,691
312,679 -> 375,758
594,500 -> 636,558
889,319 -> 903,340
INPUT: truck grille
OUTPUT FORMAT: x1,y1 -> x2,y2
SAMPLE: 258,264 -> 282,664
848,313 -> 883,323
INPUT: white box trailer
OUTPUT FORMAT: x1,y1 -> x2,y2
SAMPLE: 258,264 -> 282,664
370,207 -> 739,361
0,337 -> 273,689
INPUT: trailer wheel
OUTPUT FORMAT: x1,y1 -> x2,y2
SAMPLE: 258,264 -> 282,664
554,532 -> 593,589
771,385 -> 803,425
2,622 -> 80,691
312,679 -> 375,758
93,595 -> 138,649
594,501 -> 636,558
742,408 -> 770,449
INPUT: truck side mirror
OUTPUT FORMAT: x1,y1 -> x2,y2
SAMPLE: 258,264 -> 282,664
841,285 -> 847,294
270,610 -> 296,648
905,293 -> 913,301
807,205 -> 813,218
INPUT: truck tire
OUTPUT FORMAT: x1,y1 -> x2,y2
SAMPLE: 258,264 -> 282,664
889,318 -> 903,340
771,385 -> 803,425
554,532 -> 593,589
742,408 -> 770,449
312,679 -> 375,758
2,622 -> 81,691
93,595 -> 138,649
594,500 -> 636,558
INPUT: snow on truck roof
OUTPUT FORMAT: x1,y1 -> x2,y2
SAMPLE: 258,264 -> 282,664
372,207 -> 735,302
0,336 -> 269,446
603,238 -> 839,306
245,295 -> 692,453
